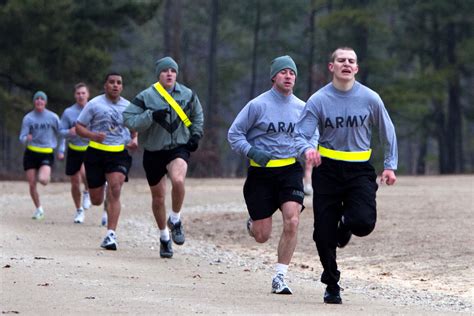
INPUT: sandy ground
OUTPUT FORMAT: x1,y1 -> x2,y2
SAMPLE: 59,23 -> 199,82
1,175 -> 473,315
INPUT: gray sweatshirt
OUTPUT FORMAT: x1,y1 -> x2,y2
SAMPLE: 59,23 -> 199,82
228,87 -> 311,159
294,81 -> 398,170
77,94 -> 131,146
59,103 -> 89,152
19,109 -> 61,150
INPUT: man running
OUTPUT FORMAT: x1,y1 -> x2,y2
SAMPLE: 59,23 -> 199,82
228,56 -> 311,294
59,82 -> 91,223
294,47 -> 398,304
123,56 -> 204,258
76,73 -> 138,250
19,91 -> 61,220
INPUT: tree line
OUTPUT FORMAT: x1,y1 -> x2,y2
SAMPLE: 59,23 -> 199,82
1,0 -> 472,178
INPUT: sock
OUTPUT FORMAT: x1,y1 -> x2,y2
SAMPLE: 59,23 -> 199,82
107,229 -> 115,237
274,263 -> 289,277
77,207 -> 84,212
37,206 -> 44,213
160,229 -> 170,241
169,210 -> 181,224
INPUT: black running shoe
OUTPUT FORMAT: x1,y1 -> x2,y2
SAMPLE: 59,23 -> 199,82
167,217 -> 185,245
159,238 -> 173,258
336,220 -> 352,248
324,284 -> 342,304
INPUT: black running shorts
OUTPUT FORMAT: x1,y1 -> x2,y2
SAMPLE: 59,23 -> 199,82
65,147 -> 86,176
143,146 -> 190,186
243,162 -> 305,221
84,147 -> 132,189
23,149 -> 54,171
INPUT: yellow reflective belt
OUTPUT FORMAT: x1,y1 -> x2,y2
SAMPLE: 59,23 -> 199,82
153,82 -> 192,127
68,143 -> 88,152
27,145 -> 53,154
250,157 -> 296,168
89,141 -> 124,152
318,145 -> 371,162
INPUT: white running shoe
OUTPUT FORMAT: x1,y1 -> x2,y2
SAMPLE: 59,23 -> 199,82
101,211 -> 108,227
303,183 -> 313,196
246,217 -> 255,238
100,232 -> 117,250
32,209 -> 44,220
74,208 -> 85,224
82,191 -> 91,210
271,273 -> 293,294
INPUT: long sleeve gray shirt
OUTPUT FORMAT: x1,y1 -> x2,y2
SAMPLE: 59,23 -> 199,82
77,94 -> 131,146
294,81 -> 398,170
228,87 -> 310,159
19,109 -> 61,150
59,103 -> 89,152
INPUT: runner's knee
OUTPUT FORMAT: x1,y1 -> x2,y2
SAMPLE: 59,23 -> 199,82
346,218 -> 375,237
283,215 -> 299,235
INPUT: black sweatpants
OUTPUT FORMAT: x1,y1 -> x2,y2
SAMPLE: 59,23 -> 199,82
312,157 -> 378,286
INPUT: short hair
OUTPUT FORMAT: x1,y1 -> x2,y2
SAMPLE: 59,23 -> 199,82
330,47 -> 357,62
74,82 -> 89,91
104,72 -> 122,83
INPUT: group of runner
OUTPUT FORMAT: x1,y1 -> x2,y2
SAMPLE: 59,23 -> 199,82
19,57 -> 204,258
20,47 -> 397,304
228,47 -> 397,303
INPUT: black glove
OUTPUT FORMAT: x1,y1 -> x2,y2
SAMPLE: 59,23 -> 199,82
186,134 -> 200,152
152,109 -> 170,124
247,147 -> 272,167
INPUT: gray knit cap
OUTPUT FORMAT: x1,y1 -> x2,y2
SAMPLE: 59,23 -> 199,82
270,55 -> 297,79
155,57 -> 179,77
33,91 -> 47,102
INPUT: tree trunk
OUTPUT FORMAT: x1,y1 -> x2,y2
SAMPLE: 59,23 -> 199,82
416,134 -> 428,175
446,22 -> 463,173
163,0 -> 172,56
236,0 -> 261,177
306,0 -> 316,99
249,0 -> 260,101
206,0 -> 218,131
172,0 -> 182,63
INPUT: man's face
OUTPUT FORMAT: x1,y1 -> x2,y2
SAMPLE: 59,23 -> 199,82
159,68 -> 177,90
272,68 -> 296,95
74,86 -> 89,106
33,97 -> 46,112
329,49 -> 359,82
104,75 -> 123,100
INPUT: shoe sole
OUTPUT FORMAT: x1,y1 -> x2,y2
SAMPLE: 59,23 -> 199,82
160,253 -> 173,258
32,216 -> 44,220
101,243 -> 117,251
324,298 -> 342,304
272,288 -> 293,295
171,239 -> 184,246
74,220 -> 84,224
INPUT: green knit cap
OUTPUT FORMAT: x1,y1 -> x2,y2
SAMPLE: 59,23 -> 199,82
33,91 -> 47,102
155,57 -> 179,77
270,55 -> 297,79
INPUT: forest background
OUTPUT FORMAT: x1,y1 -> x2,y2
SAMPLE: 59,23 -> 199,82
0,0 -> 473,178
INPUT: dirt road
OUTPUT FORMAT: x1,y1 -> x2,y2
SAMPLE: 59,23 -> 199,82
1,176 -> 472,314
